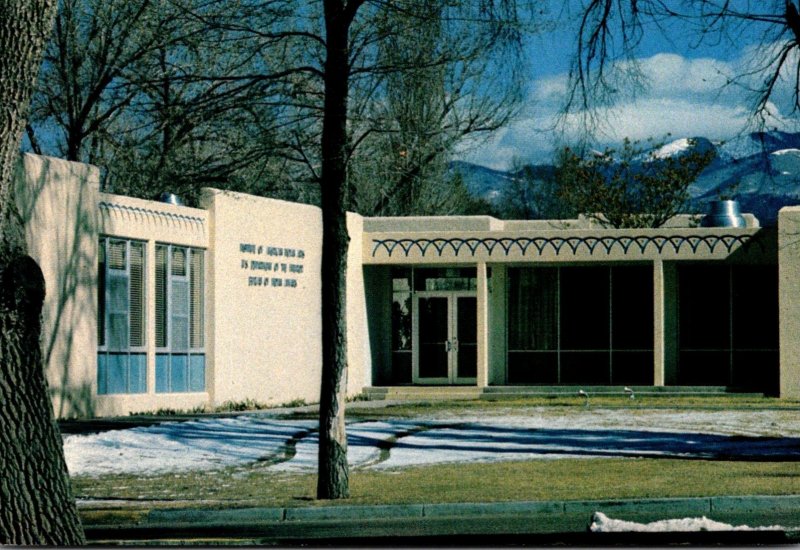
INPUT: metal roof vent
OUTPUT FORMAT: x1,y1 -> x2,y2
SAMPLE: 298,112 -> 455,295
701,199 -> 746,228
158,192 -> 184,206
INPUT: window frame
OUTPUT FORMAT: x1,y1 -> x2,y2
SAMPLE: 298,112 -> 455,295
97,237 -> 147,395
155,243 -> 206,393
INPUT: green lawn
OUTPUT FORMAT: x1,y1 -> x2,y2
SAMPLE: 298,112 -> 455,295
74,458 -> 800,515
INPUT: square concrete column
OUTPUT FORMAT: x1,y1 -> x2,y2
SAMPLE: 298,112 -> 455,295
476,261 -> 489,388
653,260 -> 678,386
779,207 -> 800,398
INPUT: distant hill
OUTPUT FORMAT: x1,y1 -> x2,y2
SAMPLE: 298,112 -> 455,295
451,131 -> 800,226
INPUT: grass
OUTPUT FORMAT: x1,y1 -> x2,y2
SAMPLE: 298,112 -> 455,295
75,458 -> 800,523
328,395 -> 800,421
73,395 -> 800,527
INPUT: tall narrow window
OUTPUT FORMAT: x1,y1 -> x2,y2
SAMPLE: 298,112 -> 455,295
97,238 -> 147,394
155,244 -> 206,393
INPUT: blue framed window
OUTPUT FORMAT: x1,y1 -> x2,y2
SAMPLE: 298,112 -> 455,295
97,238 -> 147,394
155,244 -> 205,392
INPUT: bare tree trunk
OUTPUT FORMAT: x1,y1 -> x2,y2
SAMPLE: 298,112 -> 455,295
317,0 -> 362,500
0,0 -> 86,545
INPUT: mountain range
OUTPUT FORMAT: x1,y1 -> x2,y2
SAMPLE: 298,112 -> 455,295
452,131 -> 800,226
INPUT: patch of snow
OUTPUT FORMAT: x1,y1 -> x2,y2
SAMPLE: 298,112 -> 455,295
590,512 -> 783,532
771,148 -> 800,156
63,408 -> 800,476
271,421 -> 421,472
63,417 -> 316,477
653,138 -> 692,159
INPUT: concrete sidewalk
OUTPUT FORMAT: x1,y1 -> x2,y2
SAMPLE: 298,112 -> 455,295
84,495 -> 800,545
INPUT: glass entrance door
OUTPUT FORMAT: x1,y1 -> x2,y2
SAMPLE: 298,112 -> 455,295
413,293 -> 477,385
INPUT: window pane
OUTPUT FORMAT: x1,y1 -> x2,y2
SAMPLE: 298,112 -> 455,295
108,275 -> 128,313
560,351 -> 610,384
391,351 -> 412,383
129,354 -> 147,393
171,316 -> 189,351
190,250 -> 204,348
414,268 -> 476,291
189,355 -> 206,392
507,351 -> 557,384
171,279 -> 189,351
108,313 -> 128,350
172,279 -> 189,316
418,297 -> 448,378
106,354 -> 129,394
97,353 -> 107,394
677,351 -> 729,385
611,265 -> 653,350
507,268 -> 558,351
678,264 -> 729,349
733,350 -> 778,394
391,267 -> 411,292
156,245 -> 168,348
170,354 -> 188,392
732,266 -> 778,350
560,267 -> 610,350
156,354 -> 170,393
391,292 -> 412,351
611,351 -> 654,385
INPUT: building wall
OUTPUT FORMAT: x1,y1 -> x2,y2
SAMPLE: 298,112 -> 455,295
779,207 -> 800,398
16,154 -> 100,418
201,189 -> 324,407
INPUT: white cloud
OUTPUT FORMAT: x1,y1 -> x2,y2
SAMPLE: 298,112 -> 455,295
460,50 -> 798,169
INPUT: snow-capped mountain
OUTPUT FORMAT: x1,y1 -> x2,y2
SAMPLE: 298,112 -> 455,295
451,131 -> 800,226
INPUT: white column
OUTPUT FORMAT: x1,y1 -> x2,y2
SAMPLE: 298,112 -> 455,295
476,261 -> 489,388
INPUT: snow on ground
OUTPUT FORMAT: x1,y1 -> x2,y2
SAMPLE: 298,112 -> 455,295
589,512 -> 784,532
653,138 -> 692,159
270,421 -> 421,472
63,407 -> 800,477
428,407 -> 800,437
63,417 -> 317,477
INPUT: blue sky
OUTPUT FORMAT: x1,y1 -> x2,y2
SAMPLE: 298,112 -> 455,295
462,3 -> 799,169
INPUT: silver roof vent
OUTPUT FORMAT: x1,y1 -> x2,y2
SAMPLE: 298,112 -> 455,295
158,192 -> 184,206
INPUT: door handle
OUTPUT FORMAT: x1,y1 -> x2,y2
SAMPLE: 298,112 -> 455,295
452,339 -> 459,351
445,340 -> 452,352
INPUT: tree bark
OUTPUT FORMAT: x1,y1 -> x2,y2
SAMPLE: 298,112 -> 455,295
0,0 -> 86,545
317,0 -> 358,500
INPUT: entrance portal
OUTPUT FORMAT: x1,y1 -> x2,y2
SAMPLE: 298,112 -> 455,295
414,293 -> 477,385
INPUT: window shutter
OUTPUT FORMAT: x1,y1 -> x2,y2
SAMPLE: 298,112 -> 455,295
108,239 -> 126,270
155,245 -> 168,348
129,241 -> 145,347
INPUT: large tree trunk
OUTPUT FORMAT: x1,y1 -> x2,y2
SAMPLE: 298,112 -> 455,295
0,0 -> 86,545
317,0 -> 357,500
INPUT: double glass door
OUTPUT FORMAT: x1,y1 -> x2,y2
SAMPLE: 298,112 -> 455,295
413,292 -> 477,384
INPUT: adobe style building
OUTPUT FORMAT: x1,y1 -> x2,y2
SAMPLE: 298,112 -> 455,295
14,154 -> 800,418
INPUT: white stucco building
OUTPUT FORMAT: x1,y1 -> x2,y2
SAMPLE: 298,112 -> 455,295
15,154 -> 799,418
